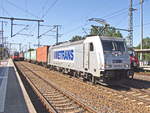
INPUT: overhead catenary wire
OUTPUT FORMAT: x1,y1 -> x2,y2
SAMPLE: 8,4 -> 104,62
58,9 -> 130,43
62,22 -> 90,36
102,8 -> 128,19
134,22 -> 150,28
40,0 -> 49,16
64,5 -> 128,30
11,25 -> 29,37
21,24 -> 36,47
4,0 -> 147,48
1,0 -> 4,16
63,12 -> 127,36
6,0 -> 39,18
25,0 -> 28,16
114,13 -> 128,28
101,2 -> 139,19
41,0 -> 59,18
104,10 -> 128,20
1,7 -> 12,17
42,0 -> 49,9
0,0 -> 40,47
62,3 -> 141,37
39,26 -> 56,38
2,0 -> 57,48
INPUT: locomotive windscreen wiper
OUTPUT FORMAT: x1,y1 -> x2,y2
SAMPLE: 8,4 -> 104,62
102,40 -> 125,52
114,41 -> 125,52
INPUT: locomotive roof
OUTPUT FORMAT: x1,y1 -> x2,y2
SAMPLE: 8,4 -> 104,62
52,39 -> 84,48
52,36 -> 125,48
100,36 -> 125,41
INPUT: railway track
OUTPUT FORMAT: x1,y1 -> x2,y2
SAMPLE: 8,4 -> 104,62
135,72 -> 150,76
16,61 -> 150,113
16,62 -> 98,113
106,83 -> 150,106
118,80 -> 150,104
92,76 -> 150,108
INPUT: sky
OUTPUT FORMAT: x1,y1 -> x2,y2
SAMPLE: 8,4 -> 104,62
0,0 -> 150,51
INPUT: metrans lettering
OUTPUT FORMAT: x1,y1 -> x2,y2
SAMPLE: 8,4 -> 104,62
54,50 -> 74,61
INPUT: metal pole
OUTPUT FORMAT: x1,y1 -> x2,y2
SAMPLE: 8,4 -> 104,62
0,16 -> 43,39
140,0 -> 144,61
29,42 -> 31,61
129,0 -> 133,48
1,21 -> 3,46
1,21 -> 4,58
11,19 -> 13,37
54,25 -> 61,44
29,42 -> 31,50
0,17 -> 44,22
9,43 -> 11,55
38,21 -> 40,47
56,25 -> 59,44
19,43 -> 21,52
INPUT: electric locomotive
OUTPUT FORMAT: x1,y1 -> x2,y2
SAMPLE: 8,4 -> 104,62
47,36 -> 134,84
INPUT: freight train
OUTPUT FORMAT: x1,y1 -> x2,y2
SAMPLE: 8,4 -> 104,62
11,52 -> 19,61
12,52 -> 24,61
22,36 -> 134,84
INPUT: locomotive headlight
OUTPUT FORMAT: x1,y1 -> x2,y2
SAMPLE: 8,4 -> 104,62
105,64 -> 112,68
124,64 -> 129,68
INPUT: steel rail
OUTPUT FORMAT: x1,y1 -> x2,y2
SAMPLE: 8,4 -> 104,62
15,63 -> 57,113
16,62 -> 98,113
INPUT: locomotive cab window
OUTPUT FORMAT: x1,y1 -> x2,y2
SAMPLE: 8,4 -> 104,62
90,43 -> 94,51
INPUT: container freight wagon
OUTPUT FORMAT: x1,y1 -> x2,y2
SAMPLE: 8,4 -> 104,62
48,36 -> 134,84
24,51 -> 30,61
24,52 -> 27,60
30,50 -> 36,63
19,52 -> 24,61
36,46 -> 49,66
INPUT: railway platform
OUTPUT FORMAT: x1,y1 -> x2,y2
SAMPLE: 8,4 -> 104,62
0,59 -> 36,113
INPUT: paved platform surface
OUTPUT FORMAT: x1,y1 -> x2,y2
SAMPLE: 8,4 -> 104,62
0,59 -> 29,113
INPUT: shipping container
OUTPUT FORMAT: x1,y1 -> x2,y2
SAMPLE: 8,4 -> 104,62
37,46 -> 49,65
24,51 -> 30,61
30,50 -> 36,62
24,52 -> 27,60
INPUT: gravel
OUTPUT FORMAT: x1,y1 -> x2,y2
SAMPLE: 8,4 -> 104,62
16,62 -> 150,113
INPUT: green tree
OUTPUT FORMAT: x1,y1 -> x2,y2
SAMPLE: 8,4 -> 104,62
90,26 -> 122,38
135,37 -> 150,61
70,26 -> 123,42
70,35 -> 83,42
135,37 -> 150,49
28,48 -> 34,51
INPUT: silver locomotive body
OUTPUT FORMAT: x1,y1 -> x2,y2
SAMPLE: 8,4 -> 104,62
47,36 -> 133,83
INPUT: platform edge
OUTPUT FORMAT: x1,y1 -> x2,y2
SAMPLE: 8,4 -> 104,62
10,59 -> 37,113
